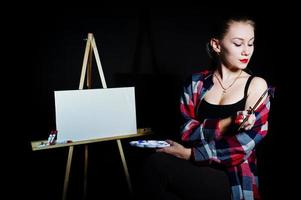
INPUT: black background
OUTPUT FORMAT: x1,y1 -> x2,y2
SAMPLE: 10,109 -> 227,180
7,6 -> 298,200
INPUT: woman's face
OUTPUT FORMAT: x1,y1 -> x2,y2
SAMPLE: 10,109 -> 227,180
218,22 -> 255,70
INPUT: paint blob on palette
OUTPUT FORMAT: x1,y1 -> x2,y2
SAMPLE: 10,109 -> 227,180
129,140 -> 170,148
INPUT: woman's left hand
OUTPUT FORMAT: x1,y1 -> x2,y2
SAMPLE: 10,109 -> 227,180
235,111 -> 256,130
156,140 -> 192,160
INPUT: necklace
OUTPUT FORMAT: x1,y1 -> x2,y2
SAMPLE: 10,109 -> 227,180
214,70 -> 242,93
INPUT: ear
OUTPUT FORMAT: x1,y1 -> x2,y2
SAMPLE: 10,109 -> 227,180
210,38 -> 221,54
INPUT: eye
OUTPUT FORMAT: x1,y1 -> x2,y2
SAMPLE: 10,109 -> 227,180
234,43 -> 242,47
248,43 -> 254,47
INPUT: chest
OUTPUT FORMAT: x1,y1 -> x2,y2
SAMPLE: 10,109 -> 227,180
204,79 -> 246,105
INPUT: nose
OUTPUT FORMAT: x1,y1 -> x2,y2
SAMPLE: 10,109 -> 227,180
241,45 -> 251,56
241,49 -> 249,56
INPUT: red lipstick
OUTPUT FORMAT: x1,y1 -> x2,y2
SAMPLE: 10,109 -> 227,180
239,59 -> 248,63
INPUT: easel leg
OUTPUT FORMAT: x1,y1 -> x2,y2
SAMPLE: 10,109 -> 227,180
116,139 -> 133,195
63,146 -> 74,200
83,145 -> 88,200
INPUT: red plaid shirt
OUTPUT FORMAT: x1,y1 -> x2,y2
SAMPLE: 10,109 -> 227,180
180,70 -> 271,200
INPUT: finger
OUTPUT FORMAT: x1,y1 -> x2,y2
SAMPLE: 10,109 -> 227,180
243,119 -> 255,130
247,115 -> 255,124
237,111 -> 244,115
243,124 -> 250,130
248,113 -> 255,119
244,124 -> 252,130
242,121 -> 249,128
165,139 -> 174,145
250,114 -> 256,122
242,111 -> 248,116
156,148 -> 165,153
166,140 -> 179,147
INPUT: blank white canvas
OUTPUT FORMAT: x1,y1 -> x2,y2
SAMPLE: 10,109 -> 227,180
54,87 -> 137,142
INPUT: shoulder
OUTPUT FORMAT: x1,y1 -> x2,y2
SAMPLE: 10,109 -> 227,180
249,76 -> 268,95
246,76 -> 269,110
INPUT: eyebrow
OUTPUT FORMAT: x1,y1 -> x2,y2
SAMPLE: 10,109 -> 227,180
232,37 -> 255,42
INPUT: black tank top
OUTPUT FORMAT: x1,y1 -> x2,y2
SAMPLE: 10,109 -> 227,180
198,76 -> 254,121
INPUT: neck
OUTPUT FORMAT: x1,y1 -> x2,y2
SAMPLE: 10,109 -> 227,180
213,68 -> 243,93
216,66 -> 242,81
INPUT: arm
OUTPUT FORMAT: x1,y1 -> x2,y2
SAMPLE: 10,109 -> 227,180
181,76 -> 270,166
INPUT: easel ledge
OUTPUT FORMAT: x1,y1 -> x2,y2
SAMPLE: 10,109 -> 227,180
31,128 -> 152,151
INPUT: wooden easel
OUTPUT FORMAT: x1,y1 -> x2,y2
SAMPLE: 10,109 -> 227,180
31,33 -> 153,200
75,33 -> 130,200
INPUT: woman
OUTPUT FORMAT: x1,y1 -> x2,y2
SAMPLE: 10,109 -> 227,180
139,16 -> 271,200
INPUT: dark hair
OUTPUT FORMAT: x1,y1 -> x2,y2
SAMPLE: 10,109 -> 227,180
206,15 -> 256,68
211,15 -> 255,40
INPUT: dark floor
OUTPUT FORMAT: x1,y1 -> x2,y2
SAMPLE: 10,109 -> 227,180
20,131 -> 289,200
